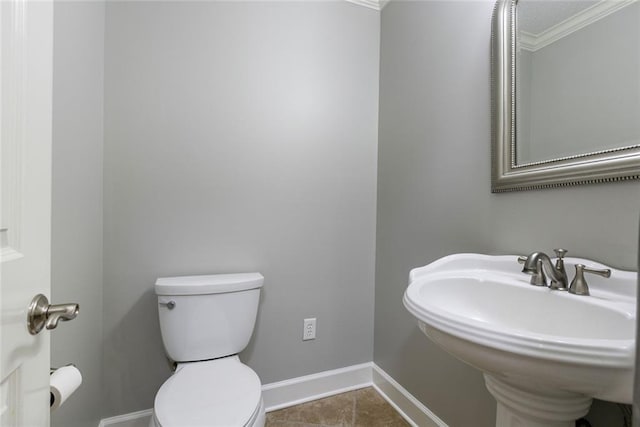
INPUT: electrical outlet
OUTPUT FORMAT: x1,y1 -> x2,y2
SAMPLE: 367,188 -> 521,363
303,318 -> 316,341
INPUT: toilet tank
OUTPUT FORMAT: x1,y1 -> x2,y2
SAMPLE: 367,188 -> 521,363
155,273 -> 263,362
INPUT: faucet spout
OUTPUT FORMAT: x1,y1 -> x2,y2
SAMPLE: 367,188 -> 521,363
522,251 -> 551,274
521,252 -> 569,290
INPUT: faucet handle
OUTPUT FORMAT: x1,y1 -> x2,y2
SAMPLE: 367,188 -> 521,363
553,248 -> 568,259
517,254 -> 547,286
569,264 -> 611,296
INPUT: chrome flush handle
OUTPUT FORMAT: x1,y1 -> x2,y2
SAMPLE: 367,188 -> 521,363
159,301 -> 176,310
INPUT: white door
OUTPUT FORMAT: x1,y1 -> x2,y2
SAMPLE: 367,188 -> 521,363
1,0 -> 53,426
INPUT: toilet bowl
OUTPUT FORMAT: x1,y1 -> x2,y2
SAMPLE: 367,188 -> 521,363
149,273 -> 265,427
150,357 -> 265,427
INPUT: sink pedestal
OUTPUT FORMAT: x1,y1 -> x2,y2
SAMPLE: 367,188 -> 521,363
485,375 -> 592,427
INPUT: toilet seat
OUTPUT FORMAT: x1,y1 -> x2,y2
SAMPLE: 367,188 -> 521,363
153,356 -> 262,427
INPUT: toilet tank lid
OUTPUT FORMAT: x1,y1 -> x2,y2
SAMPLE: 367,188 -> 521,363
155,273 -> 263,296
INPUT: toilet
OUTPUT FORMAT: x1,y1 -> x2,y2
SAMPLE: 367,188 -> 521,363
150,272 -> 265,427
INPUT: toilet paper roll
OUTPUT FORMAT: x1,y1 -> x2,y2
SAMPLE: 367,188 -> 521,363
50,365 -> 82,411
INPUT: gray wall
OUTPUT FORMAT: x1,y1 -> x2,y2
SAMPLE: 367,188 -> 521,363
51,2 -> 104,427
376,1 -> 639,426
103,1 -> 379,417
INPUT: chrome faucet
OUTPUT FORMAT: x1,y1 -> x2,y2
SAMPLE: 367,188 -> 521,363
518,249 -> 569,290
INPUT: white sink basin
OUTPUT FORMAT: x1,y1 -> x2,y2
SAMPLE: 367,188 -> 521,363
403,253 -> 636,427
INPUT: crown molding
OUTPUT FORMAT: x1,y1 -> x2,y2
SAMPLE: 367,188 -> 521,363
520,0 -> 636,52
344,0 -> 389,11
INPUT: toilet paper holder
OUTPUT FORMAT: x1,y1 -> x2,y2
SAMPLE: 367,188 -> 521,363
50,363 -> 76,374
50,364 -> 82,410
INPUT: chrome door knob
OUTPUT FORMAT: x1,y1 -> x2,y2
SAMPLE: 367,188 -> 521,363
27,294 -> 79,335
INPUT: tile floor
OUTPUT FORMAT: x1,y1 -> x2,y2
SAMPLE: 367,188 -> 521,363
265,387 -> 410,427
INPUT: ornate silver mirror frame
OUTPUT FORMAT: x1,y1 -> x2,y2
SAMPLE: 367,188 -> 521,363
491,0 -> 640,192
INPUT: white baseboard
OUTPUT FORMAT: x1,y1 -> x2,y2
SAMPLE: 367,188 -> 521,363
97,362 -> 447,427
262,362 -> 373,412
98,408 -> 153,427
372,364 -> 448,427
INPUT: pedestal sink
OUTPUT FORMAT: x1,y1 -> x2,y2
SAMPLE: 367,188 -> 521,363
403,254 -> 636,427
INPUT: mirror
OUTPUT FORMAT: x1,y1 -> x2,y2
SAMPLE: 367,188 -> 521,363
491,0 -> 640,192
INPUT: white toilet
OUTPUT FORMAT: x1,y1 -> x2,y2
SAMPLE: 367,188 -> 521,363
150,272 -> 265,427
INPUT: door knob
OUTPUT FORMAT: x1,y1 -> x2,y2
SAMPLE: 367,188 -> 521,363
27,294 -> 79,335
